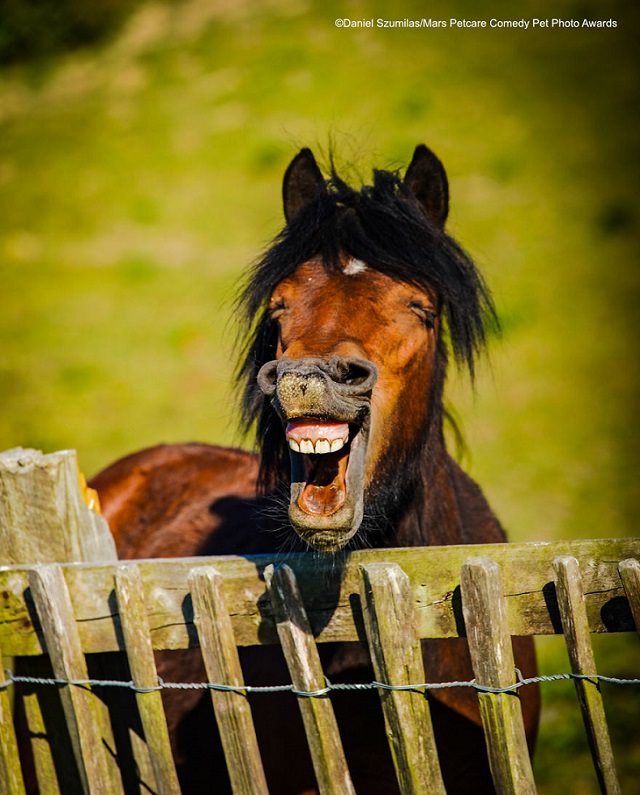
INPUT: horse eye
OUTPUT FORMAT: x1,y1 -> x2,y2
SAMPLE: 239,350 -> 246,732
408,301 -> 436,329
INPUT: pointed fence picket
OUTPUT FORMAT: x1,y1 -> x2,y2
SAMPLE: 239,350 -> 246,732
553,556 -> 621,795
460,558 -> 536,794
265,563 -> 356,795
359,562 -> 445,794
188,567 -> 269,795
114,565 -> 181,795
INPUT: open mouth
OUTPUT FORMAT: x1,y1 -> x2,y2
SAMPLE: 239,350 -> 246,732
255,355 -> 378,551
286,419 -> 352,515
285,416 -> 368,550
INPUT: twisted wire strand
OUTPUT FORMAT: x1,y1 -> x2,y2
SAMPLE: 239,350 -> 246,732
2,667 -> 639,698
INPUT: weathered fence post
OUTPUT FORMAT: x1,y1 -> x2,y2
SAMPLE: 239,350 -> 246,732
0,448 -> 116,566
553,556 -> 621,795
265,563 -> 356,795
114,564 -> 181,795
359,562 -> 445,794
0,448 -> 120,794
460,556 -> 536,795
28,565 -> 114,795
189,566 -> 269,795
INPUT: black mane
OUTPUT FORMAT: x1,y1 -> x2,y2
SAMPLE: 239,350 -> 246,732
235,164 -> 497,492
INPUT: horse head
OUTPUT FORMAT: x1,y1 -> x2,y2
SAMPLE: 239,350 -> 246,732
238,145 -> 495,552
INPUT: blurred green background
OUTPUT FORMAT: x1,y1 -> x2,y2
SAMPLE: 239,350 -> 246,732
0,0 -> 638,791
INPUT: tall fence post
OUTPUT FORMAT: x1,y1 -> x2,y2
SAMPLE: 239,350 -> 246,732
0,448 -> 121,794
0,448 -> 116,566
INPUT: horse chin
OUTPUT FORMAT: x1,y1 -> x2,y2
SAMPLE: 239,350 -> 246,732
287,428 -> 368,552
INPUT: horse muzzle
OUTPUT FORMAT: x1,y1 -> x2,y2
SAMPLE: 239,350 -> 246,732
257,357 -> 378,551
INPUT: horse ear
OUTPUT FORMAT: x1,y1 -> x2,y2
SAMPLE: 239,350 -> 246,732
282,148 -> 325,222
403,144 -> 449,228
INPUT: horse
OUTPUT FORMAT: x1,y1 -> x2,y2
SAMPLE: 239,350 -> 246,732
89,145 -> 540,793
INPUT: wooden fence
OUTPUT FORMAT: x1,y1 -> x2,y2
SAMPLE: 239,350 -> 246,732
0,448 -> 638,794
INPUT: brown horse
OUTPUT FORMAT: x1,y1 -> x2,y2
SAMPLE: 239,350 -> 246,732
91,145 -> 539,793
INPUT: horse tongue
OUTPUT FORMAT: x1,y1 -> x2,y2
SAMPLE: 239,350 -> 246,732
297,448 -> 349,516
298,479 -> 347,515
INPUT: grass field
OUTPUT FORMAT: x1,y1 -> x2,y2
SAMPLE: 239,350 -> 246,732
1,0 -> 638,790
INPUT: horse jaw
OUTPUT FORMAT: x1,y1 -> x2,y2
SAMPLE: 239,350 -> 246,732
256,355 -> 377,552
286,426 -> 368,551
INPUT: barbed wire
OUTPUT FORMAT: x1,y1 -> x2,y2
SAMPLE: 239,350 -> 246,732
2,668 -> 639,697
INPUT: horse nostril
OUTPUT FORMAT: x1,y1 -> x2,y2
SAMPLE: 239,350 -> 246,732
256,360 -> 278,395
345,364 -> 372,386
331,358 -> 378,391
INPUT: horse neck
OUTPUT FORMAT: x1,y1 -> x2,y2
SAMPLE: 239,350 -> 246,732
387,345 -> 470,548
390,424 -> 467,548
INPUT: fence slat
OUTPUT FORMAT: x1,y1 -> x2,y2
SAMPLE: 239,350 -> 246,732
618,558 -> 640,635
553,556 -> 621,795
0,645 -> 26,795
27,565 -> 119,795
460,557 -> 536,795
114,565 -> 181,795
189,567 -> 269,795
359,563 -> 445,794
264,564 -> 355,795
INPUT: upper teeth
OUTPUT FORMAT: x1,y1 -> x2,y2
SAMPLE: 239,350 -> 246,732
288,437 -> 346,454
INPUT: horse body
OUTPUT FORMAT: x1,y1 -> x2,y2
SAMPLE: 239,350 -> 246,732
89,145 -> 540,793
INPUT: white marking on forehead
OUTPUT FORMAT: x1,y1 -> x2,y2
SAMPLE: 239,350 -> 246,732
343,258 -> 368,276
